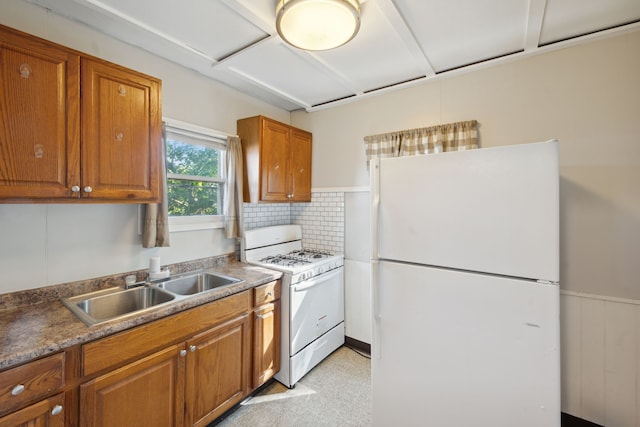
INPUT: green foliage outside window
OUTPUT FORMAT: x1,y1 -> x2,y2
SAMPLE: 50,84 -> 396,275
166,139 -> 222,216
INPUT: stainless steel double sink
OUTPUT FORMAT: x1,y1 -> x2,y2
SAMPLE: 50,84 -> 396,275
61,271 -> 242,326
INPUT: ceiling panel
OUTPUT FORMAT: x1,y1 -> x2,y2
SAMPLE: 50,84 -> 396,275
311,0 -> 430,93
540,0 -> 640,45
393,0 -> 530,72
80,0 -> 267,60
223,40 -> 356,107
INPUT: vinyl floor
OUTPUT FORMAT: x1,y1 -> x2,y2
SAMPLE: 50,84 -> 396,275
213,346 -> 372,427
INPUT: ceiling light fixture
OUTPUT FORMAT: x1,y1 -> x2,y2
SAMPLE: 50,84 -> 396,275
276,0 -> 361,51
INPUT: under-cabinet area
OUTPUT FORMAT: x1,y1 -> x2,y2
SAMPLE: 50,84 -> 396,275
0,264 -> 282,427
0,24 -> 161,203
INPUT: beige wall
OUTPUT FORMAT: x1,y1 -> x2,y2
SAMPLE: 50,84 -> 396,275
293,30 -> 640,301
0,1 -> 289,293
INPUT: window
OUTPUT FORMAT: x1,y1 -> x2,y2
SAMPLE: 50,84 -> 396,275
164,118 -> 228,231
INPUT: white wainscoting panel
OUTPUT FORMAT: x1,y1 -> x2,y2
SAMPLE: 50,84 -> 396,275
344,259 -> 372,344
604,302 -> 637,427
561,291 -> 640,427
581,297 -> 606,425
561,293 -> 582,415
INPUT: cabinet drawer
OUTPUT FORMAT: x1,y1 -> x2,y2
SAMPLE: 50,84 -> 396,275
0,353 -> 65,415
254,281 -> 281,306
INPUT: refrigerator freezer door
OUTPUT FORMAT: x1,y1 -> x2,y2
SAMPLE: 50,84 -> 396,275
372,261 -> 560,427
374,140 -> 559,282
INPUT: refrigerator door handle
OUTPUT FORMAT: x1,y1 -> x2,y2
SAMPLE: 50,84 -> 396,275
370,159 -> 382,359
370,158 -> 380,261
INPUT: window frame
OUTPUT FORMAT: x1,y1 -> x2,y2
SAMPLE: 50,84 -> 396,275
164,117 -> 231,232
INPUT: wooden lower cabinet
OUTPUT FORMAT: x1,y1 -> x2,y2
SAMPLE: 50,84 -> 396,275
185,314 -> 251,427
253,300 -> 281,388
79,344 -> 185,427
0,392 -> 65,427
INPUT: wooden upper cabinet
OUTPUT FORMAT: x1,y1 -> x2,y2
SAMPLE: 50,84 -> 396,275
289,127 -> 312,202
0,24 -> 161,203
81,58 -> 161,201
0,26 -> 80,199
238,115 -> 312,203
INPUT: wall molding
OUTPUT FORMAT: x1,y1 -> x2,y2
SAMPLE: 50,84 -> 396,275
311,186 -> 369,193
561,289 -> 640,306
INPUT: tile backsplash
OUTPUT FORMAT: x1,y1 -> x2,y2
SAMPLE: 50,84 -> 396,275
243,203 -> 291,229
243,192 -> 344,254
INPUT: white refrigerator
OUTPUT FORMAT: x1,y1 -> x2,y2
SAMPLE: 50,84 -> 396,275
370,140 -> 560,427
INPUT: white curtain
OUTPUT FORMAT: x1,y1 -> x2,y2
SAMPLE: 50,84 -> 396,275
142,123 -> 170,248
224,136 -> 244,239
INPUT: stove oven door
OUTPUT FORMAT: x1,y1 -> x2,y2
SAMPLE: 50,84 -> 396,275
290,267 -> 344,356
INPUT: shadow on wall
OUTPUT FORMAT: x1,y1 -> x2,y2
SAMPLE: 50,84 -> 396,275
559,165 -> 640,300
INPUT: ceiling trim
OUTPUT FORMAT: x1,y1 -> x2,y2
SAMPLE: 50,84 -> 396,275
306,21 -> 640,112
525,0 -> 547,50
219,0 -> 275,35
384,0 -> 436,77
212,34 -> 275,69
228,65 -> 313,110
286,48 -> 365,96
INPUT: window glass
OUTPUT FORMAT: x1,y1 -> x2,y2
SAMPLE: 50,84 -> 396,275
164,119 -> 227,230
166,140 -> 221,216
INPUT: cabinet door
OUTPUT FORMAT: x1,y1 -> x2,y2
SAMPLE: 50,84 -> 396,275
80,344 -> 185,427
260,118 -> 290,202
185,314 -> 251,427
0,28 -> 80,199
0,392 -> 65,427
81,58 -> 161,201
289,128 -> 312,202
253,300 -> 281,388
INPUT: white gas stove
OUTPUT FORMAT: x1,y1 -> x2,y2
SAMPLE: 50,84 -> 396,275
242,225 -> 345,388
242,225 -> 343,283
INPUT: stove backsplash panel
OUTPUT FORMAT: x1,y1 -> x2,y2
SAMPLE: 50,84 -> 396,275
243,192 -> 344,255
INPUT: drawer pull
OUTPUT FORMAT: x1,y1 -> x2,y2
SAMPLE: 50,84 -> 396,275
267,291 -> 274,297
11,384 -> 25,396
51,405 -> 63,416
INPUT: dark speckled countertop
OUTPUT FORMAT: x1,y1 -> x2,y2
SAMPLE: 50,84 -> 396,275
0,259 -> 281,371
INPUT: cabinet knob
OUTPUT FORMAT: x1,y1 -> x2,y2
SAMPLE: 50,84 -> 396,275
71,185 -> 80,193
179,349 -> 187,357
19,63 -> 32,78
51,405 -> 63,416
118,85 -> 126,96
11,384 -> 24,396
189,345 -> 197,353
84,186 -> 93,193
267,291 -> 274,297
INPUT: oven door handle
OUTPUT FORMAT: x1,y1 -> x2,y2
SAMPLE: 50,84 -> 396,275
293,268 -> 342,292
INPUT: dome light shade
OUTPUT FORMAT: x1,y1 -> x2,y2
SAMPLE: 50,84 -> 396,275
276,0 -> 361,51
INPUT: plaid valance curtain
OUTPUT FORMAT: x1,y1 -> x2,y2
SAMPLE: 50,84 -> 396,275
364,120 -> 479,165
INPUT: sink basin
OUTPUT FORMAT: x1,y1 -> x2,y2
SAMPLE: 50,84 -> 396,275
62,286 -> 175,326
152,272 -> 242,296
